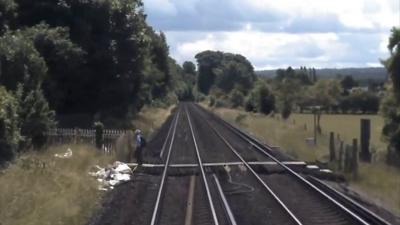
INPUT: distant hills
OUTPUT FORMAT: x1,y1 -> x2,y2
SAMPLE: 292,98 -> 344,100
256,67 -> 388,82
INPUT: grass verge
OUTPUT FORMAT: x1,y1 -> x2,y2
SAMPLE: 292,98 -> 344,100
0,145 -> 114,225
211,106 -> 400,214
0,105 -> 175,225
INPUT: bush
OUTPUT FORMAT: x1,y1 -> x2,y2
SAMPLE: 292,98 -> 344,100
244,81 -> 275,114
244,94 -> 256,112
16,85 -> 56,149
0,86 -> 20,163
229,89 -> 244,108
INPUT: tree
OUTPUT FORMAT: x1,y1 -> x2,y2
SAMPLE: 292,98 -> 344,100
0,86 -> 20,162
381,27 -> 400,158
21,24 -> 86,113
15,0 -> 149,117
341,75 -> 358,90
0,30 -> 48,92
308,79 -> 342,111
195,50 -> 256,96
0,0 -> 17,34
255,81 -> 275,114
275,78 -> 300,119
183,61 -> 196,75
15,84 -> 56,149
195,50 -> 224,94
229,89 -> 244,108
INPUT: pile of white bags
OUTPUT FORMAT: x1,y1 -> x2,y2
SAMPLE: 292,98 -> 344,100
89,161 -> 134,191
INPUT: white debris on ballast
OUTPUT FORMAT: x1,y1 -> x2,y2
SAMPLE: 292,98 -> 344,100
89,161 -> 134,191
320,169 -> 333,173
306,165 -> 319,170
54,148 -> 73,159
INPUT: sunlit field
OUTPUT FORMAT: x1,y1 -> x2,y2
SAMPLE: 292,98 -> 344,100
211,107 -> 400,214
0,144 -> 114,225
0,105 -> 174,225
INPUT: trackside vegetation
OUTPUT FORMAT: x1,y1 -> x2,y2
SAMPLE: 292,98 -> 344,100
0,0 -> 193,164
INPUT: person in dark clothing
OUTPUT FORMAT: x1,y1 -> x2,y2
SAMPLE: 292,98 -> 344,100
134,129 -> 144,165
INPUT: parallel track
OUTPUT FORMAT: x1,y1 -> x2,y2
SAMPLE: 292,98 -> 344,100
150,108 -> 181,225
191,103 -> 391,225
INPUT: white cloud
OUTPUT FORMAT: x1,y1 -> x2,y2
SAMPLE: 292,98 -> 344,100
166,29 -> 390,69
144,0 -> 395,68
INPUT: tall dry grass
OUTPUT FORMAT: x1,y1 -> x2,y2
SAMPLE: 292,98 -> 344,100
0,105 -> 175,225
0,145 -> 115,225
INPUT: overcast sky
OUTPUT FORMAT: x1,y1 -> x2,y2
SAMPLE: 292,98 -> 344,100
144,0 -> 398,69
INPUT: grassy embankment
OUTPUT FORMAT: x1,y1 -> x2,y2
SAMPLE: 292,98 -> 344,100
0,106 -> 174,225
210,106 -> 400,214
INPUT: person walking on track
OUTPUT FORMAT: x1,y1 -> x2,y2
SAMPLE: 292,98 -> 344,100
134,129 -> 146,165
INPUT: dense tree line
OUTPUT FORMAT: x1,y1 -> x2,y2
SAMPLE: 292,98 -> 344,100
195,50 -> 275,114
0,0 -> 193,163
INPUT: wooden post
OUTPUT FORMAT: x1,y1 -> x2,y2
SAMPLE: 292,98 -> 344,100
94,122 -> 104,150
329,132 -> 336,161
360,119 -> 371,162
313,112 -> 317,144
344,144 -> 352,173
338,141 -> 344,171
352,139 -> 359,179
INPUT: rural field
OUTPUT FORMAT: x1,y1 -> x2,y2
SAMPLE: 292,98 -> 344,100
211,106 -> 400,214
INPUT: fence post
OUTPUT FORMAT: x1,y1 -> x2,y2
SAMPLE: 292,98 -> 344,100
94,122 -> 104,150
338,141 -> 344,171
352,138 -> 359,179
360,119 -> 371,162
329,132 -> 336,162
344,144 -> 352,173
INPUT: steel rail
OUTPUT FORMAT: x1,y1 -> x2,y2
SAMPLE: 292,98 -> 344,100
185,106 -> 220,225
159,111 -> 177,158
149,108 -> 181,225
212,174 -> 238,225
191,105 -> 303,225
308,176 -> 391,225
194,103 -> 372,225
127,161 -> 306,168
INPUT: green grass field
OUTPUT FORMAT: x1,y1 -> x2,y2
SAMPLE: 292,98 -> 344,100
212,107 -> 400,214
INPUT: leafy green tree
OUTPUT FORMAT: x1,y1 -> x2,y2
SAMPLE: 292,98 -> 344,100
275,78 -> 301,119
0,0 -> 17,34
229,89 -> 245,108
0,30 -> 48,91
21,24 -> 86,113
380,27 -> 400,158
195,50 -> 224,94
195,51 -> 256,96
341,75 -> 358,90
183,61 -> 196,75
16,0 -> 149,117
15,84 -> 56,149
0,86 -> 20,162
308,79 -> 342,111
255,81 -> 275,114
245,81 -> 275,114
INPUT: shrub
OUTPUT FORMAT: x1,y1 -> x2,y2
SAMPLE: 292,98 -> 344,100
229,89 -> 245,108
16,85 -> 56,149
0,86 -> 20,163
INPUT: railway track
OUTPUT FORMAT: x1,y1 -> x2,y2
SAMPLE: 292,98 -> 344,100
190,102 -> 391,225
90,102 -> 392,225
150,105 -> 238,225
